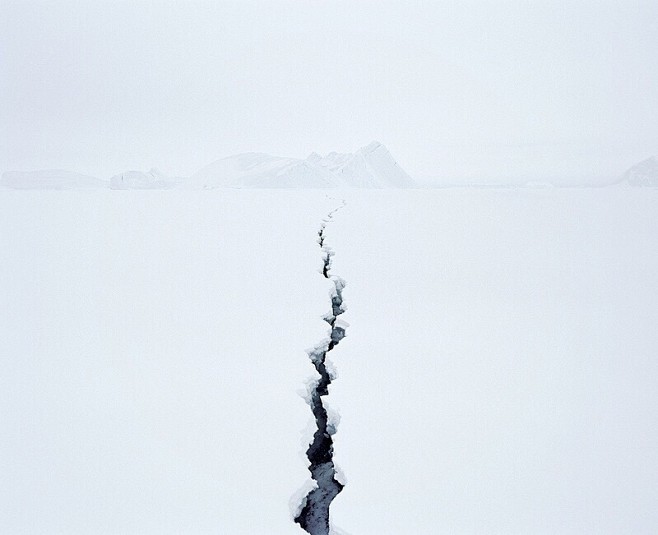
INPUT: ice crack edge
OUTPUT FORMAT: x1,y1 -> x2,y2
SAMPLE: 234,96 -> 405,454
295,202 -> 347,535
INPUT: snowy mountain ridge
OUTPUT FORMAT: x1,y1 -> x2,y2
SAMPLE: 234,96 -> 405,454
6,149 -> 657,190
185,152 -> 335,189
110,168 -> 181,190
187,141 -> 416,189
1,142 -> 415,190
619,156 -> 658,186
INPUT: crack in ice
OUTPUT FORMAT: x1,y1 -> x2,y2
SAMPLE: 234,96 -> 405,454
295,201 -> 347,535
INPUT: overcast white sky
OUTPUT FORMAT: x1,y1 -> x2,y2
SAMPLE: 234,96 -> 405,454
1,0 -> 657,183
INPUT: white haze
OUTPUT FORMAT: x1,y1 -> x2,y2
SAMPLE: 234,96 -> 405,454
1,0 -> 657,184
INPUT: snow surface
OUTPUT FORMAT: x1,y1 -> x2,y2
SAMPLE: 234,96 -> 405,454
1,170 -> 107,190
1,188 -> 657,534
328,188 -> 658,534
619,156 -> 658,186
0,190 -> 336,534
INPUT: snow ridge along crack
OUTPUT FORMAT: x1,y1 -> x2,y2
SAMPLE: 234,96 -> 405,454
295,201 -> 347,535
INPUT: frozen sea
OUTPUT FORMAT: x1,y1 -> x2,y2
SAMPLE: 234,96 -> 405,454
1,187 -> 657,534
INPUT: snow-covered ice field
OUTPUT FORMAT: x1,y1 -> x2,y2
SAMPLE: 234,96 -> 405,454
1,188 -> 657,534
329,189 -> 658,534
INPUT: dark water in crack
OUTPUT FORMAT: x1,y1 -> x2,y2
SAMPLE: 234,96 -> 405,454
295,205 -> 347,535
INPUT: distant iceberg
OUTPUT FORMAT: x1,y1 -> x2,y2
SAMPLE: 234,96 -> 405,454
1,143 -> 416,190
185,152 -> 335,189
186,142 -> 416,189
